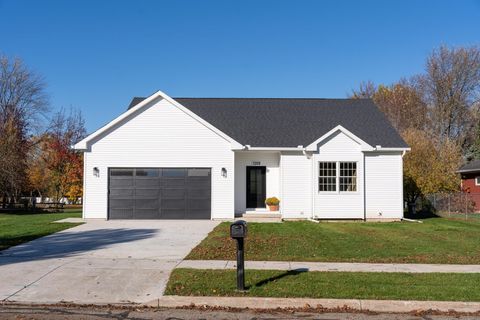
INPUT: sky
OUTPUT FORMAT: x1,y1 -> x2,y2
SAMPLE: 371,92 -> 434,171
1,0 -> 480,133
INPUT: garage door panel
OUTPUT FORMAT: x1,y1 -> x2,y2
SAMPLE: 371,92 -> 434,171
185,209 -> 210,219
110,199 -> 134,208
163,188 -> 185,198
187,188 -> 210,198
134,209 -> 160,219
135,199 -> 159,209
135,179 -> 159,188
186,180 -> 210,188
110,179 -> 134,188
161,178 -> 185,187
162,199 -> 186,209
187,199 -> 210,209
162,209 -> 185,219
110,189 -> 134,197
135,188 -> 159,198
109,168 -> 210,219
109,208 -> 134,219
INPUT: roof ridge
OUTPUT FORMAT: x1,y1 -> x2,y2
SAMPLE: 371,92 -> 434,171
173,97 -> 370,100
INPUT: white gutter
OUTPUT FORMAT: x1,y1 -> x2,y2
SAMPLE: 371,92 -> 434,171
374,147 -> 411,152
244,145 -> 304,151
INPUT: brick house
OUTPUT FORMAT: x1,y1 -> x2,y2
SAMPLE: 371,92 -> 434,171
459,160 -> 480,212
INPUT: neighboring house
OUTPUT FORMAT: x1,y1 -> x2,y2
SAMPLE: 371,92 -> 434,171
458,160 -> 480,212
74,90 -> 409,221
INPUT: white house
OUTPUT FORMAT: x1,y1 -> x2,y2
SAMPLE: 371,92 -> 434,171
74,90 -> 409,221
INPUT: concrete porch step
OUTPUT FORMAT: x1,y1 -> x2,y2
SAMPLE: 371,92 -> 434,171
235,217 -> 282,223
241,212 -> 280,218
236,211 -> 282,223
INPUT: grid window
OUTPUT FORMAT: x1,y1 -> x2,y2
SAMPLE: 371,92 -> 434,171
319,162 -> 337,192
340,162 -> 357,192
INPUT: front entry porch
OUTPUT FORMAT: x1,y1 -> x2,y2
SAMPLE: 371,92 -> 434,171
234,151 -> 281,221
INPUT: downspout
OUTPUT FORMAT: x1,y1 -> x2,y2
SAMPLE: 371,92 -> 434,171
363,152 -> 366,221
304,148 -> 315,220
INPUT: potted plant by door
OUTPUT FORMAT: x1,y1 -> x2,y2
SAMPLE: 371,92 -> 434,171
265,197 -> 280,211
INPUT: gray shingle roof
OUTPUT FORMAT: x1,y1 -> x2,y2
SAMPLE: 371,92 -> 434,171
128,97 -> 408,148
459,160 -> 480,173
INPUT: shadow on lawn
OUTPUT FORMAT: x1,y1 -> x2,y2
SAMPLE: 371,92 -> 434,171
249,268 -> 309,289
404,209 -> 440,220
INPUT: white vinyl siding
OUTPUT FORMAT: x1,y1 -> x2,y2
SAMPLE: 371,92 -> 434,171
365,151 -> 403,219
313,130 -> 364,219
280,152 -> 312,219
83,97 -> 234,219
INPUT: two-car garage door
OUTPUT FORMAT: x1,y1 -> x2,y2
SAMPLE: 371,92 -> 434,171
108,168 -> 211,219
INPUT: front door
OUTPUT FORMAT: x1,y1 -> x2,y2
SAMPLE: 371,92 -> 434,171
246,166 -> 266,208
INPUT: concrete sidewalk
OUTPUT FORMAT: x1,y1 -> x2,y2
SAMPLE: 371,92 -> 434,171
178,260 -> 480,273
148,295 -> 480,313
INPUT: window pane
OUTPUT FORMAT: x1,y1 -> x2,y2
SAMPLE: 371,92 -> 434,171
110,169 -> 133,176
163,168 -> 186,177
339,162 -> 357,192
318,162 -> 336,192
136,169 -> 159,177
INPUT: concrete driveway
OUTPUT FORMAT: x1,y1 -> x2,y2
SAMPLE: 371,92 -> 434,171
0,220 -> 219,304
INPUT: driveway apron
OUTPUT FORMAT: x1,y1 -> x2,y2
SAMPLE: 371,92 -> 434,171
0,220 -> 218,304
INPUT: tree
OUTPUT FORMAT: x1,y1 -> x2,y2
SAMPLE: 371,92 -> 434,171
350,80 -> 377,99
44,109 -> 86,203
419,45 -> 480,148
0,107 -> 28,204
351,80 -> 429,134
373,81 -> 428,133
0,55 -> 49,205
402,129 -> 462,204
26,135 -> 51,200
465,106 -> 480,161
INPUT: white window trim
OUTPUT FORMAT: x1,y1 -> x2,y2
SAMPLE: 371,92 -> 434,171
318,161 -> 358,194
475,176 -> 480,186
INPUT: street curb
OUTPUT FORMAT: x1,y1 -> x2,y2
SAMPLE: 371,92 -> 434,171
145,296 -> 480,313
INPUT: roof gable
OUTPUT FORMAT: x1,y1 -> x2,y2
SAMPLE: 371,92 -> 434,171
74,91 -> 243,150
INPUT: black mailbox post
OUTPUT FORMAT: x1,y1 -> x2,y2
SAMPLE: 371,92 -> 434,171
230,220 -> 247,291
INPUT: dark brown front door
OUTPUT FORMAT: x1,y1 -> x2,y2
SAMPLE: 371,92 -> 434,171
246,166 -> 266,208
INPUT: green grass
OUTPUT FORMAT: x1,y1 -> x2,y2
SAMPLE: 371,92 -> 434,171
186,218 -> 480,264
0,210 -> 82,251
165,268 -> 480,301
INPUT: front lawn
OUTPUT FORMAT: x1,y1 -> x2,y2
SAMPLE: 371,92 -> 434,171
0,210 -> 82,251
166,268 -> 480,301
186,218 -> 480,264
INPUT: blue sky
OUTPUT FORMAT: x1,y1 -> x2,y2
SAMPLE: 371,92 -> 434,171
1,0 -> 479,132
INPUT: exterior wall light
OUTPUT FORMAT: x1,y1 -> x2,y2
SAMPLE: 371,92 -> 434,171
221,167 -> 227,178
93,167 -> 100,177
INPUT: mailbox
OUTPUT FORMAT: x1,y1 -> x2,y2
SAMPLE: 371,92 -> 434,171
230,220 -> 247,291
230,220 -> 247,238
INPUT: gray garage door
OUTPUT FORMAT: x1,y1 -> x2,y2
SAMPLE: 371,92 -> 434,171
108,168 -> 211,219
